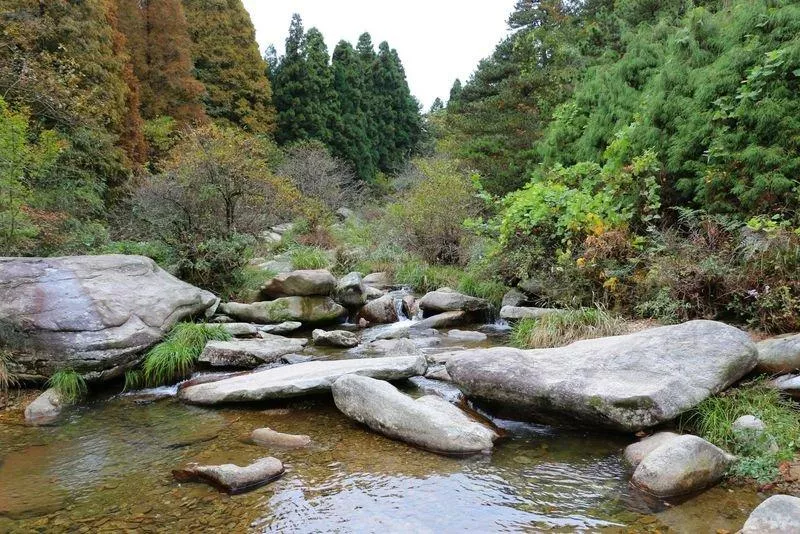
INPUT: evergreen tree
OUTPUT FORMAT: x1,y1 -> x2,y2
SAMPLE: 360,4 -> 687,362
430,98 -> 445,113
273,14 -> 309,144
331,41 -> 376,181
448,79 -> 463,105
182,0 -> 276,133
355,33 -> 380,171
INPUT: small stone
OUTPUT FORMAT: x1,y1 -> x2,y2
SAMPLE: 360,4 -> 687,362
312,329 -> 359,348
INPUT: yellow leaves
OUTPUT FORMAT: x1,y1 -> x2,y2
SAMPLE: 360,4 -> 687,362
576,257 -> 587,268
603,276 -> 620,292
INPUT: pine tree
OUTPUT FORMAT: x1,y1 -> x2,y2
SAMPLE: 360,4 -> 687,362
331,41 -> 375,181
448,79 -> 463,105
273,14 -> 308,144
181,0 -> 276,133
302,28 -> 338,144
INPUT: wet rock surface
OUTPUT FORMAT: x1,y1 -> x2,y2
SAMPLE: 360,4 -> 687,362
172,457 -> 284,494
332,374 -> 497,455
446,320 -> 757,431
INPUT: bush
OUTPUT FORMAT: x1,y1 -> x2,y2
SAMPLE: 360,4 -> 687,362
679,382 -> 800,483
46,369 -> 88,404
510,308 -> 630,349
130,323 -> 232,389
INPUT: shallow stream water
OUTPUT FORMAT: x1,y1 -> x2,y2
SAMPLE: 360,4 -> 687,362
0,323 -> 763,533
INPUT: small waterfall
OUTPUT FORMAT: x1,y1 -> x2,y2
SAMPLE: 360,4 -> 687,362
393,295 -> 409,322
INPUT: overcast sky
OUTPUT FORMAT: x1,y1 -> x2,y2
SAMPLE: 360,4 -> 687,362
241,1 -> 515,110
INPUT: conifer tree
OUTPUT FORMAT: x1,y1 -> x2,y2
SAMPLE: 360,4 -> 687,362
182,0 -> 276,133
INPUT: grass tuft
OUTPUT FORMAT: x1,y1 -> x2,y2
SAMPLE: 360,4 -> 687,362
679,381 -> 800,482
139,323 -> 231,388
510,307 -> 629,348
287,245 -> 330,270
0,349 -> 18,402
47,369 -> 88,404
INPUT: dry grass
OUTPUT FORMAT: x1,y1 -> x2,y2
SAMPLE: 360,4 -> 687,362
510,308 -> 631,349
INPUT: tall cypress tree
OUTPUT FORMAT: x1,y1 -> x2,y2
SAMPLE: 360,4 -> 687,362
302,28 -> 337,144
273,14 -> 308,144
331,41 -> 375,181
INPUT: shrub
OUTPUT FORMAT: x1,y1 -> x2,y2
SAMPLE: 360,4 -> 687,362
136,323 -> 232,388
46,369 -> 88,404
679,382 -> 800,483
510,308 -> 629,349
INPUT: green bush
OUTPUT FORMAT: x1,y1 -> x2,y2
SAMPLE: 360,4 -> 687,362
47,369 -> 88,404
510,308 -> 629,349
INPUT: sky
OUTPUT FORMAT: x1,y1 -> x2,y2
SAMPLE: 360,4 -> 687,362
241,0 -> 516,110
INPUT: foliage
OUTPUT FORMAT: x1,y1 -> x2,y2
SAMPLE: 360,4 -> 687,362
47,370 -> 88,404
510,308 -> 629,349
278,141 -> 363,210
138,323 -> 231,388
0,349 -> 17,403
287,245 -> 331,271
679,381 -> 800,483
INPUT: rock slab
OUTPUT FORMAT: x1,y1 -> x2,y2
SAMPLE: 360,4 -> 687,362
220,297 -> 346,325
499,306 -> 561,321
332,374 -> 497,455
0,255 -> 217,381
198,336 -> 308,368
446,320 -> 757,431
742,495 -> 800,534
178,355 -> 427,405
172,457 -> 284,494
260,269 -> 336,299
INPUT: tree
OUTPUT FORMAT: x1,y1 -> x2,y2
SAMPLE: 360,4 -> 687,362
448,79 -> 463,105
182,0 -> 276,133
273,14 -> 309,144
430,98 -> 445,113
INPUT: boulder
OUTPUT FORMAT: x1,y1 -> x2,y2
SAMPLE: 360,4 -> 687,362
178,355 -> 427,405
218,323 -> 259,337
367,338 -> 422,356
732,415 -> 778,454
412,311 -> 469,330
312,329 -> 359,348
220,297 -> 347,325
197,336 -> 308,368
418,288 -> 490,315
172,457 -> 284,494
499,306 -> 561,321
359,294 -> 399,324
771,374 -> 800,398
733,414 -> 766,434
259,321 -> 302,335
502,288 -> 536,308
756,333 -> 800,374
742,495 -> 800,534
631,435 -> 734,497
364,286 -> 386,301
24,388 -> 63,426
0,255 -> 217,381
446,330 -> 487,342
335,272 -> 366,308
624,432 -> 681,468
446,320 -> 757,431
363,272 -> 393,290
251,427 -> 311,448
332,374 -> 497,455
260,269 -> 336,299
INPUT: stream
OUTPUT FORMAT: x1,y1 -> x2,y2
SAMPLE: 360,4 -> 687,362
0,319 -> 763,533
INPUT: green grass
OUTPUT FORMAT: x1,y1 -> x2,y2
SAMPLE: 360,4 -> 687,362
47,369 -> 88,403
0,349 -> 17,400
136,323 -> 232,388
456,273 -> 508,310
679,381 -> 800,482
287,245 -> 330,270
510,307 -> 629,348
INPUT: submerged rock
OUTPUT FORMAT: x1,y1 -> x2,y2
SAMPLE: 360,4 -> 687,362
624,432 -> 681,468
251,427 -> 311,448
631,435 -> 733,498
418,288 -> 490,315
220,297 -> 347,325
499,306 -> 560,321
742,495 -> 800,533
260,269 -> 336,299
312,329 -> 359,348
756,333 -> 800,374
0,255 -> 217,381
198,336 -> 308,368
335,272 -> 366,308
332,374 -> 497,455
446,320 -> 757,431
178,355 -> 427,405
24,388 -> 63,426
172,457 -> 284,494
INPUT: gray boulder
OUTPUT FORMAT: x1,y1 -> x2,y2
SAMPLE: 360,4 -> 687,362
0,255 -> 217,381
757,333 -> 800,374
220,297 -> 347,325
258,321 -> 302,335
446,320 -> 757,431
502,288 -> 534,308
364,285 -> 387,301
418,288 -> 490,315
732,415 -> 778,454
198,336 -> 308,368
359,294 -> 399,324
624,432 -> 682,468
260,269 -> 336,299
367,338 -> 422,356
172,457 -> 284,494
312,329 -> 359,348
218,323 -> 259,337
771,374 -> 800,398
335,272 -> 367,307
742,495 -> 800,534
631,435 -> 734,497
251,427 -> 311,448
412,311 -> 469,330
499,306 -> 561,321
178,355 -> 427,405
24,388 -> 63,426
332,374 -> 497,455
363,272 -> 393,290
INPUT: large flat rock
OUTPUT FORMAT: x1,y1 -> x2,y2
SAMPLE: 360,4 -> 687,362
0,255 -> 217,381
260,269 -> 336,299
197,336 -> 308,368
220,297 -> 347,325
178,355 -> 427,405
446,320 -> 757,431
332,374 -> 497,455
